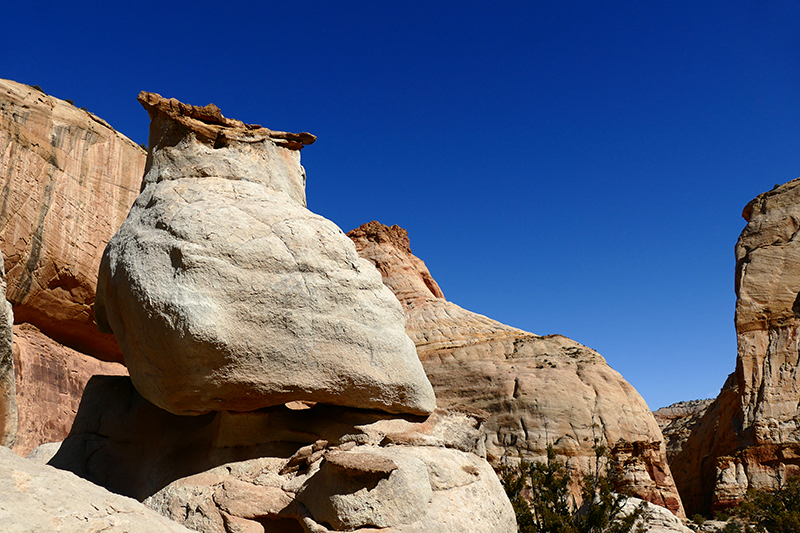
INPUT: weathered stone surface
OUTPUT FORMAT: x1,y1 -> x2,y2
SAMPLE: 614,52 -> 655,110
620,498 -> 693,533
49,374 -> 514,532
146,445 -> 515,533
653,399 -> 713,462
95,93 -> 435,416
0,445 -> 194,533
0,78 -> 145,362
348,221 -> 685,516
11,323 -> 126,456
0,254 -> 15,448
50,375 -> 482,501
671,177 -> 800,514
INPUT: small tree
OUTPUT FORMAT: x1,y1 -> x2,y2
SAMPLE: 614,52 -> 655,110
501,444 -> 647,533
733,474 -> 800,533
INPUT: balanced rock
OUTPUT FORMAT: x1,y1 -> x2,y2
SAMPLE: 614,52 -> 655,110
95,93 -> 435,416
348,221 -> 684,516
0,78 -> 145,363
0,445 -> 194,533
672,177 -> 800,514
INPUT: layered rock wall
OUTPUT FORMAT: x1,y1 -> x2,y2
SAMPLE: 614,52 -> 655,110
348,220 -> 685,516
0,78 -> 145,362
672,178 -> 800,514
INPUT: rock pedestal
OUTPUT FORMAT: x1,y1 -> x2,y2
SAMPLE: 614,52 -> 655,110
96,93 -> 435,416
50,375 -> 515,533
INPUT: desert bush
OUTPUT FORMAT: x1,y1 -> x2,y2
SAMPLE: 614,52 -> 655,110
501,444 -> 647,533
731,475 -> 800,533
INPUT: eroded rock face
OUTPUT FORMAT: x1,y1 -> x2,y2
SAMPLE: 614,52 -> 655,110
0,78 -> 145,363
671,177 -> 800,514
653,399 -> 713,462
95,93 -> 435,417
11,323 -> 126,456
0,256 -> 15,448
348,221 -> 685,516
50,375 -> 515,532
0,445 -> 194,533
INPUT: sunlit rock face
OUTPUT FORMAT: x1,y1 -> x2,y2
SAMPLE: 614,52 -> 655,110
348,220 -> 685,516
96,93 -> 435,417
672,177 -> 800,515
0,77 -> 145,363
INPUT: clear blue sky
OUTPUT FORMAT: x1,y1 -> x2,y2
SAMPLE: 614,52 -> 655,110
4,1 -> 800,410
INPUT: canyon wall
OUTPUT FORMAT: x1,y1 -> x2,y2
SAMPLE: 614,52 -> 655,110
0,78 -> 134,454
0,78 -> 145,363
672,178 -> 800,515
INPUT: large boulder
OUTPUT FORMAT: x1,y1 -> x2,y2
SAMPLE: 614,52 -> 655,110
0,445 -> 194,533
49,375 -> 515,532
0,78 -> 145,363
348,220 -> 685,516
96,92 -> 435,416
671,177 -> 800,514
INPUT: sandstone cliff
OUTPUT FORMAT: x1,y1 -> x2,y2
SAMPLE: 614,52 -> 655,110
0,78 -> 145,363
671,177 -> 800,515
11,323 -> 125,456
0,78 -> 134,456
348,220 -> 685,516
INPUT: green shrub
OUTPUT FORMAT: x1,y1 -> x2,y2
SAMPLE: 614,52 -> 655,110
501,444 -> 647,533
733,475 -> 800,533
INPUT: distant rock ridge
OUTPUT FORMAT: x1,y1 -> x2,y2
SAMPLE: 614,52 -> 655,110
670,177 -> 800,515
348,220 -> 685,516
653,399 -> 713,463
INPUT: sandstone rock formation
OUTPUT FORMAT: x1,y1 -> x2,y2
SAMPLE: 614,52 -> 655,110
11,323 -> 126,456
671,177 -> 800,514
653,399 -> 713,462
0,445 -> 194,533
0,78 -> 145,363
348,221 -> 685,516
50,375 -> 515,532
96,93 -> 435,416
0,255 -> 16,448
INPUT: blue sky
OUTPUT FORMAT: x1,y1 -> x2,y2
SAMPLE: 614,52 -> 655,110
4,1 -> 800,409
